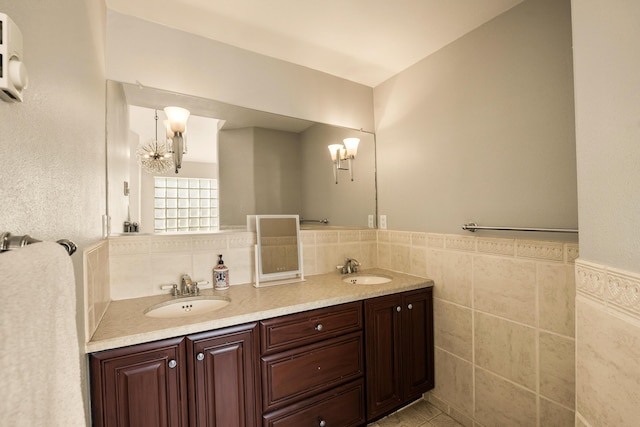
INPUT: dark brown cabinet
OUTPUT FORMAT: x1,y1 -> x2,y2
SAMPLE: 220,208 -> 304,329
90,287 -> 434,427
90,336 -> 188,427
90,324 -> 259,427
187,323 -> 260,427
364,288 -> 434,421
260,301 -> 366,427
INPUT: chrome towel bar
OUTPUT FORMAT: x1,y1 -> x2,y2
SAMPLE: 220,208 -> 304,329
462,223 -> 578,234
0,232 -> 77,255
300,218 -> 329,224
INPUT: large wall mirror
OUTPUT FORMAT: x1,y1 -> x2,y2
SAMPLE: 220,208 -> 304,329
106,80 -> 377,236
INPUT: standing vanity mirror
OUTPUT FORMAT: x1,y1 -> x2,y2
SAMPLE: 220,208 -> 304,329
254,215 -> 304,287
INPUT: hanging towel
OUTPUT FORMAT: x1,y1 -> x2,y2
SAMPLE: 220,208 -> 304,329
0,242 -> 86,426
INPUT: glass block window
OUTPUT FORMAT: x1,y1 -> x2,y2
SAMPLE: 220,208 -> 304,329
154,177 -> 219,233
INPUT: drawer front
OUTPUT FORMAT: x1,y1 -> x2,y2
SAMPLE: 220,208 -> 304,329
260,301 -> 362,355
262,380 -> 365,427
261,332 -> 363,411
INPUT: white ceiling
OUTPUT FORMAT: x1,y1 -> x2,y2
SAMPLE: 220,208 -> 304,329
106,0 -> 523,87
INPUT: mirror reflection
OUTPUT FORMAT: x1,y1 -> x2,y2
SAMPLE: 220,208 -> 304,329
106,81 -> 377,235
255,215 -> 303,287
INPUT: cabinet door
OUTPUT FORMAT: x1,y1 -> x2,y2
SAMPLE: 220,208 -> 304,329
90,337 -> 187,427
402,288 -> 435,400
187,323 -> 260,427
364,293 -> 403,420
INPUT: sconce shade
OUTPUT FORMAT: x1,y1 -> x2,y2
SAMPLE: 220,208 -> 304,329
343,137 -> 360,157
328,144 -> 342,161
163,119 -> 174,138
164,106 -> 190,133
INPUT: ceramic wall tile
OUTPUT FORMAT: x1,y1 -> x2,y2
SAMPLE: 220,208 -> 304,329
339,230 -> 361,243
539,332 -> 575,407
411,232 -> 427,247
477,237 -> 515,257
516,240 -> 564,262
576,299 -> 640,426
440,251 -> 473,307
538,263 -> 575,337
109,254 -> 153,300
389,231 -> 411,245
315,231 -> 339,244
474,368 -> 536,427
315,244 -> 342,274
474,312 -> 536,390
410,246 -> 428,277
389,243 -> 411,273
302,245 -> 317,275
192,235 -> 228,251
444,235 -> 476,252
359,242 -> 377,270
539,397 -> 574,427
427,233 -> 445,248
433,348 -> 474,417
434,299 -> 473,361
299,230 -> 315,245
377,242 -> 391,270
149,236 -> 192,253
474,255 -> 537,325
360,229 -> 377,242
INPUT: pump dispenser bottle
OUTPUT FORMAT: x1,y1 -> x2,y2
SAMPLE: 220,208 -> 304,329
214,254 -> 229,290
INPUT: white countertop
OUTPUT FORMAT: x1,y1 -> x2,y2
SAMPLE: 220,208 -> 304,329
86,269 -> 433,353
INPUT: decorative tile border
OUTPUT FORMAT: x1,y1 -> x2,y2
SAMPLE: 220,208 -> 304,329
516,240 -> 564,262
477,237 -> 515,256
576,259 -> 640,320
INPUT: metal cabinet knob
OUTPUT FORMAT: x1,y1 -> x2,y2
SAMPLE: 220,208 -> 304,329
168,359 -> 177,369
197,353 -> 205,361
315,324 -> 323,331
396,306 -> 401,312
408,303 -> 413,310
318,419 -> 326,427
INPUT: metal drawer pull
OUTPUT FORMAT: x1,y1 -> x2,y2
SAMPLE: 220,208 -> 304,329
197,353 -> 205,361
408,303 -> 413,310
315,323 -> 323,331
318,418 -> 326,427
168,359 -> 177,368
396,306 -> 401,312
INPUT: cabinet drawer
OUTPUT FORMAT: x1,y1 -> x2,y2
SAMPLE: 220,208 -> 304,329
260,301 -> 362,355
262,380 -> 365,427
261,331 -> 363,411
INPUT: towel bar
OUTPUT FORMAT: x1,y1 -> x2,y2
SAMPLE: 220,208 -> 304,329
462,223 -> 578,234
0,232 -> 77,256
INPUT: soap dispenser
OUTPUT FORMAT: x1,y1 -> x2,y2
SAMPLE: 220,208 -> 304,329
214,254 -> 229,290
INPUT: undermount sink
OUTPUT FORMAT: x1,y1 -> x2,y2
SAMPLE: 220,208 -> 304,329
144,296 -> 231,319
343,274 -> 392,285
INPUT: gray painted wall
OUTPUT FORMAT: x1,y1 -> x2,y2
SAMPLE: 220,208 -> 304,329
106,11 -> 374,132
374,0 -> 577,240
0,0 -> 107,421
572,0 -> 640,273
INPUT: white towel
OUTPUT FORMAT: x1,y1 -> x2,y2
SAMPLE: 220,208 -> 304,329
0,242 -> 86,426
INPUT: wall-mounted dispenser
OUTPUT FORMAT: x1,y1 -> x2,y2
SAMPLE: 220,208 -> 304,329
0,13 -> 28,102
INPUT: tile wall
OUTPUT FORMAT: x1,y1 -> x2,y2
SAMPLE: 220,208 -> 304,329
83,240 -> 110,340
574,260 -> 640,426
376,231 -> 578,427
84,229 -> 578,427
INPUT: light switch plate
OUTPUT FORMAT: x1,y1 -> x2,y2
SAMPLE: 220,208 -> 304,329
379,215 -> 387,229
368,214 -> 374,228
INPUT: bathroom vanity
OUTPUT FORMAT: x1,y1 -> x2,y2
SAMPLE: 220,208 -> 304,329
88,271 -> 433,427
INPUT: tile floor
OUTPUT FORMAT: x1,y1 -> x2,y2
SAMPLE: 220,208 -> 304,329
367,399 -> 464,427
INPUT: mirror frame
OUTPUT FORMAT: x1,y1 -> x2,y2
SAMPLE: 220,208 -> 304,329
254,214 -> 304,287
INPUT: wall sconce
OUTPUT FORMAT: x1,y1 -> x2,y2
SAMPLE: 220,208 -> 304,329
164,106 -> 190,174
328,137 -> 360,183
137,110 -> 173,174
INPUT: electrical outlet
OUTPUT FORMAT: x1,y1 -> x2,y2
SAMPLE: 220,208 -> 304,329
368,214 -> 374,228
379,215 -> 387,229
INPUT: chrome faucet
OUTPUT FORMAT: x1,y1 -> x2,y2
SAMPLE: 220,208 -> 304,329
179,274 -> 199,296
338,258 -> 359,274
